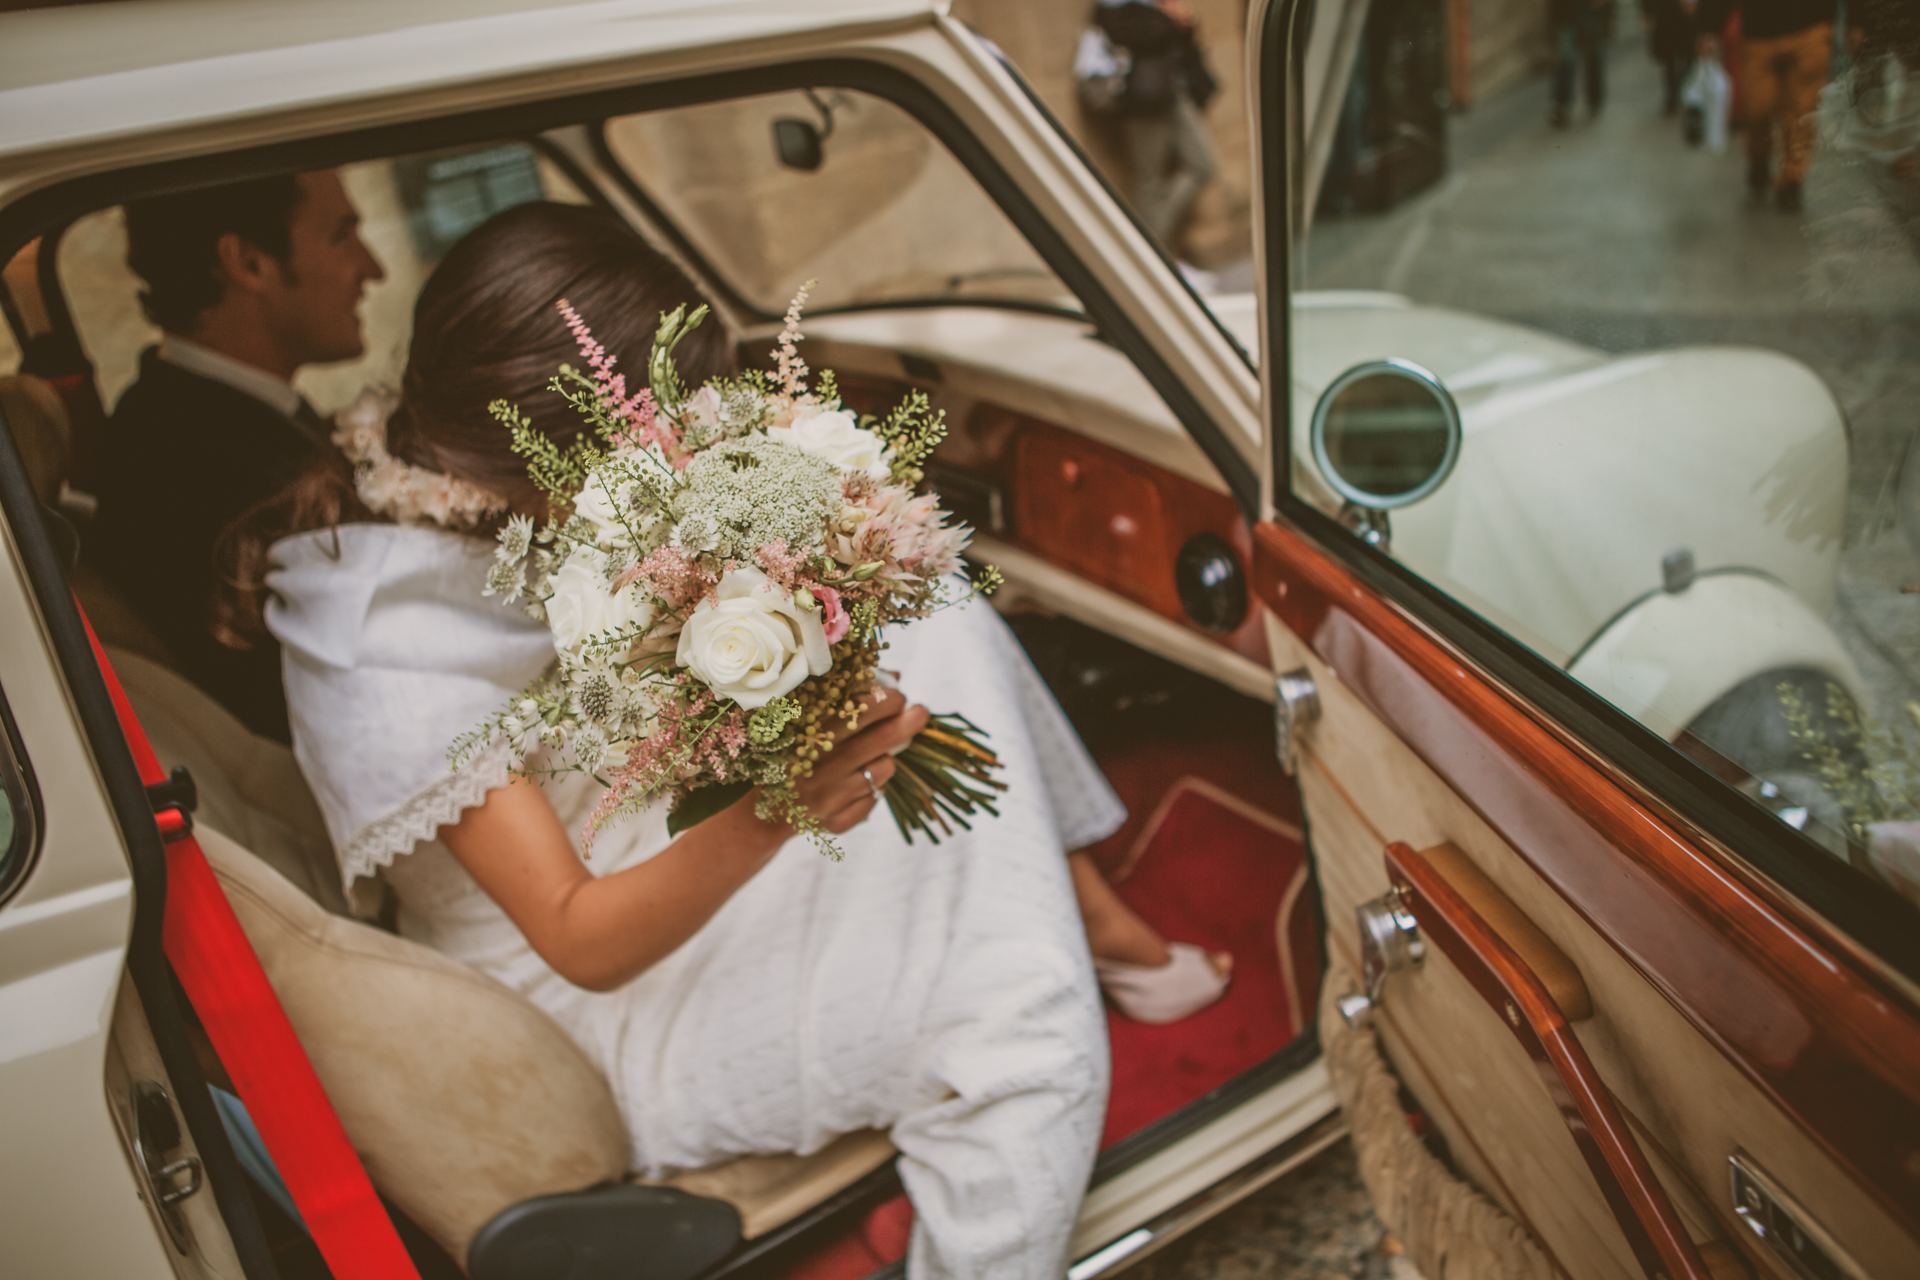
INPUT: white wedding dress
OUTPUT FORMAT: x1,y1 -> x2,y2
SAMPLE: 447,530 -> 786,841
266,523 -> 1123,1280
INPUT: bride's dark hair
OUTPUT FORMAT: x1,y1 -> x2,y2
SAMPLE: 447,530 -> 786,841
215,200 -> 733,644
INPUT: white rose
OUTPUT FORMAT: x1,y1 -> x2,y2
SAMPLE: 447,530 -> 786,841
768,408 -> 891,481
571,471 -> 632,544
675,566 -> 831,709
545,549 -> 653,656
683,384 -> 723,429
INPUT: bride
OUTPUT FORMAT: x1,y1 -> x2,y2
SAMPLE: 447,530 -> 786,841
218,201 -> 1226,1278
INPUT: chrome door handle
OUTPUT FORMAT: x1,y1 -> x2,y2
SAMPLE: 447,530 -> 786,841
134,1081 -> 199,1251
1274,668 -> 1320,774
1337,885 -> 1425,1026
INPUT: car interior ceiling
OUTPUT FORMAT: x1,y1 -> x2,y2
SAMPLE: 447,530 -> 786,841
1,115 -> 1317,1280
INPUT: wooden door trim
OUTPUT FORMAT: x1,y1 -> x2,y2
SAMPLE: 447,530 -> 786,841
1253,518 -> 1920,1242
1387,841 -> 1711,1280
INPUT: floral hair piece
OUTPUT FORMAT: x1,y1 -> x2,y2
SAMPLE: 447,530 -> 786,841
333,391 -> 509,531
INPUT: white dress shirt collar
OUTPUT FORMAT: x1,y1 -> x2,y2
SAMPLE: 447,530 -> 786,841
157,334 -> 304,421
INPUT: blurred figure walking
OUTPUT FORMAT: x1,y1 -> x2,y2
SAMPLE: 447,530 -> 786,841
1641,0 -> 1695,115
1091,0 -> 1219,247
1695,0 -> 1854,210
1550,0 -> 1611,127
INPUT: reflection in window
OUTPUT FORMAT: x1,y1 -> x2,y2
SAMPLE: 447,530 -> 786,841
1288,1 -> 1920,918
602,90 -> 1073,316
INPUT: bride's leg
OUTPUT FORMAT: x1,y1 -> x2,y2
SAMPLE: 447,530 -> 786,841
888,928 -> 1108,1280
1070,850 -> 1231,978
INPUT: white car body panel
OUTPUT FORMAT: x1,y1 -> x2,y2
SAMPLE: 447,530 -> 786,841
0,523 -> 191,1276
1209,291 -> 1850,678
1569,573 -> 1864,743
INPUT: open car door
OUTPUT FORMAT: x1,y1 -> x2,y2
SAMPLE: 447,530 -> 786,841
1247,1 -> 1920,1277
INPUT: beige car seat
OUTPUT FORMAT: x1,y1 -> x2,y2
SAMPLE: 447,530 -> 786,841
113,644 -> 900,1275
0,365 -> 897,1275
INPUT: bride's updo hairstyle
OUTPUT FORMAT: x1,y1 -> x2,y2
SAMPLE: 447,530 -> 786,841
386,200 -> 733,511
215,200 -> 732,644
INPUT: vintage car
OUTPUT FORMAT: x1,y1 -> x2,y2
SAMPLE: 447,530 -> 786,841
1,2 -> 1915,1280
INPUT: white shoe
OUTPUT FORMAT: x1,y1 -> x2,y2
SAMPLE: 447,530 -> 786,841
1096,943 -> 1232,1024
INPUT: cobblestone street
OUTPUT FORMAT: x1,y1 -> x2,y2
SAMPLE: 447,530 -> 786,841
1124,1143 -> 1416,1280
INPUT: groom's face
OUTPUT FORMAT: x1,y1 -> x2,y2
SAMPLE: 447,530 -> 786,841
261,170 -> 385,367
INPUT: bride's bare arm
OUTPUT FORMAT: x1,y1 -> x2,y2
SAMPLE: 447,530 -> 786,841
439,689 -> 930,991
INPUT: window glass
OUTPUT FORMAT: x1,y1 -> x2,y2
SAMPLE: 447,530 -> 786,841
1287,0 -> 1920,916
41,142 -> 589,419
602,90 -> 1074,315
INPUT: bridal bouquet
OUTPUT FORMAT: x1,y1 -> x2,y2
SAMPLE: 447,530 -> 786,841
452,286 -> 1004,855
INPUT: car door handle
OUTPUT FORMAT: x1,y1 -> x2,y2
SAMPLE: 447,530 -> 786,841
1384,841 -> 1712,1280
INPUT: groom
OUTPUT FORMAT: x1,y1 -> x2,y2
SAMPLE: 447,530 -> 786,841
87,170 -> 384,741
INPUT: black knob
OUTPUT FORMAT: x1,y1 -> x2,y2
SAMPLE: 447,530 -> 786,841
1174,533 -> 1247,633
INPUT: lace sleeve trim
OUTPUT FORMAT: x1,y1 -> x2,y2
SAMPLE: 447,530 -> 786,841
338,735 -> 517,889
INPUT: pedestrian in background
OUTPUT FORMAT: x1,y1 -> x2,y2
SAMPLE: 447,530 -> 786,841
1641,0 -> 1695,115
1695,0 -> 1857,210
1550,0 -> 1611,127
1090,0 -> 1219,258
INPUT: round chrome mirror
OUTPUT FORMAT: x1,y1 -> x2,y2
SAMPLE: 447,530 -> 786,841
1309,359 -> 1462,510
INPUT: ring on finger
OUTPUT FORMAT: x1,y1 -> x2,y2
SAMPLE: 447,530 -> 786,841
861,766 -> 883,801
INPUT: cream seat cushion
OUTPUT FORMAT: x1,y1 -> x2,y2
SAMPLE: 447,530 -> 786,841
112,646 -> 349,915
199,825 -> 628,1263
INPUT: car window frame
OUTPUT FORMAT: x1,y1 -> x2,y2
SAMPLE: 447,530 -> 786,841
1254,0 -> 1920,986
0,674 -> 43,908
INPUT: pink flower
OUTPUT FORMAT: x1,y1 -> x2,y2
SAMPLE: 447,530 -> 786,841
811,585 -> 850,643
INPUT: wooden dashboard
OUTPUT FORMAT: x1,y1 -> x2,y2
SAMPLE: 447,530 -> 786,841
832,370 -> 1269,669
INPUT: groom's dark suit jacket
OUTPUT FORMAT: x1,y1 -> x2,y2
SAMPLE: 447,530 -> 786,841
87,347 -> 329,743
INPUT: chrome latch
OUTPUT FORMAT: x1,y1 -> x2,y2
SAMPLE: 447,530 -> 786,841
1341,886 -> 1424,1025
1730,1151 -> 1865,1280
134,1081 -> 201,1251
1273,668 -> 1320,775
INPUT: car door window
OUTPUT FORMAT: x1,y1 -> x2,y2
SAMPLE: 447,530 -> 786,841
1287,2 -> 1920,922
601,90 -> 1075,317
42,142 -> 591,420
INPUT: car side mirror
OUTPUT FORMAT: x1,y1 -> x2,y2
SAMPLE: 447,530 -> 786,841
1310,359 -> 1462,550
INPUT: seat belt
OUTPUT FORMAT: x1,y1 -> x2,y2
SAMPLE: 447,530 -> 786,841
81,611 -> 421,1280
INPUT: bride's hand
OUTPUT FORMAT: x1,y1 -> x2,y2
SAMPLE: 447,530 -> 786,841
788,687 -> 930,834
